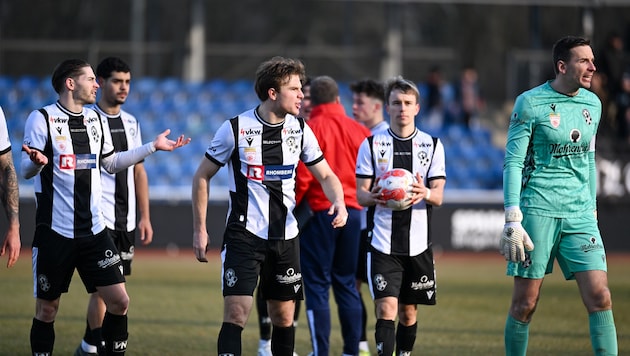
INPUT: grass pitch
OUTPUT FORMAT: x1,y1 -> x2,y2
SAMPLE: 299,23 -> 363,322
1,249 -> 628,355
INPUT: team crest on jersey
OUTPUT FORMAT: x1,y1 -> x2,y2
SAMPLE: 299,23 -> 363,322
90,126 -> 100,143
418,150 -> 430,166
549,113 -> 560,128
285,135 -> 299,154
583,109 -> 592,125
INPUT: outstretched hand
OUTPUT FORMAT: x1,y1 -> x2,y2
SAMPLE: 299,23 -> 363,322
153,129 -> 192,151
22,144 -> 48,166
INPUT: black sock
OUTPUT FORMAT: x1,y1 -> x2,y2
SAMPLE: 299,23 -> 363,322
396,322 -> 417,353
218,322 -> 243,355
375,319 -> 395,356
271,325 -> 295,356
30,318 -> 54,355
102,312 -> 128,355
83,320 -> 104,349
256,289 -> 271,340
293,299 -> 301,324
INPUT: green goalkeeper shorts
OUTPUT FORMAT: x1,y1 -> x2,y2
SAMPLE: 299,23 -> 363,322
506,213 -> 607,280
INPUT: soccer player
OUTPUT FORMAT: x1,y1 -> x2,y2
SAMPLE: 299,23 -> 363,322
74,57 -> 154,355
255,77 -> 310,356
501,36 -> 618,355
295,75 -> 371,356
355,76 -> 446,355
22,58 -> 190,356
0,106 -> 20,269
350,78 -> 388,356
192,56 -> 348,356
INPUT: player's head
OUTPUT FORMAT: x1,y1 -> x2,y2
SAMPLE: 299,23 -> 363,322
96,57 -> 132,107
384,76 -> 420,126
385,76 -> 420,105
350,78 -> 385,125
254,56 -> 306,101
51,59 -> 93,94
310,76 -> 339,106
96,57 -> 131,79
552,36 -> 592,76
350,78 -> 385,102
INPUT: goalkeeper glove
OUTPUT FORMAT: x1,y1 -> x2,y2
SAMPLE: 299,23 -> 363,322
500,206 -> 534,262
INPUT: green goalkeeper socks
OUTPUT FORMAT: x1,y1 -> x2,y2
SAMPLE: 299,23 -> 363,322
504,314 -> 529,356
589,310 -> 618,355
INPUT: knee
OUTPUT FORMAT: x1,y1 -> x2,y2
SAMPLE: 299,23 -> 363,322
586,286 -> 613,312
107,293 -> 130,315
35,299 -> 59,322
510,297 -> 538,322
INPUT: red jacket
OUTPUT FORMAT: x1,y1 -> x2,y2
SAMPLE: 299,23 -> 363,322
295,103 -> 371,211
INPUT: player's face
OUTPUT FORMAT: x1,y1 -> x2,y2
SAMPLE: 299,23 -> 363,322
298,84 -> 312,120
565,45 -> 596,89
100,71 -> 131,106
352,92 -> 379,124
276,74 -> 304,116
72,67 -> 99,105
386,89 -> 419,127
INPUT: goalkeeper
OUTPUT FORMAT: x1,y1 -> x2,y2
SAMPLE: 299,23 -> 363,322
501,36 -> 617,356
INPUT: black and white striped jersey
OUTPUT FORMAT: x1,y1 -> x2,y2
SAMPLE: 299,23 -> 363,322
22,102 -> 114,238
94,104 -> 143,233
206,107 -> 323,240
0,107 -> 12,155
355,128 -> 446,256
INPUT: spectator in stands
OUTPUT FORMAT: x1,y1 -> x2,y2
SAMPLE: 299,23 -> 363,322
350,77 -> 388,356
355,76 -> 446,355
501,36 -> 618,355
22,58 -> 190,356
598,32 -> 627,100
295,75 -> 370,356
192,56 -> 348,356
74,57 -> 155,356
615,72 -> 630,145
0,106 -> 20,269
454,67 -> 485,128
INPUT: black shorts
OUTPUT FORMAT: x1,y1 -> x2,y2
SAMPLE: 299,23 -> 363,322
107,228 -> 135,276
32,225 -> 126,300
367,247 -> 436,305
356,229 -> 371,283
221,227 -> 303,301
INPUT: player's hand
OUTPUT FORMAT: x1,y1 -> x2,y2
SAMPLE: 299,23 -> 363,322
500,207 -> 534,262
137,218 -> 154,245
153,129 -> 192,151
193,231 -> 209,263
22,144 -> 48,166
328,200 -> 348,228
0,229 -> 20,268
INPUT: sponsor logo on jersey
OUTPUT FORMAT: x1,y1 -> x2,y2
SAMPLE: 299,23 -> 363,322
50,116 -> 68,124
97,249 -> 122,269
410,275 -> 435,291
549,141 -> 588,158
83,116 -> 99,125
60,154 -> 97,170
374,140 -> 391,147
240,127 -> 262,138
283,127 -> 302,135
247,165 -> 293,181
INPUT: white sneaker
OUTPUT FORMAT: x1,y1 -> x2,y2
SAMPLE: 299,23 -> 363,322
257,342 -> 272,356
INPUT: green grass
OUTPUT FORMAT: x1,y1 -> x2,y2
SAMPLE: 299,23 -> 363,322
1,250 -> 629,355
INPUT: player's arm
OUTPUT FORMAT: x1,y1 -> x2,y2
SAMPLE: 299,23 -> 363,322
134,162 -> 153,245
501,95 -> 535,262
0,150 -> 20,268
101,129 -> 191,174
192,157 -> 221,262
21,110 -> 49,179
307,159 -> 348,228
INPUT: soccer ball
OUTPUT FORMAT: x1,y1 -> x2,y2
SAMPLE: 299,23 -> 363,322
377,168 -> 416,211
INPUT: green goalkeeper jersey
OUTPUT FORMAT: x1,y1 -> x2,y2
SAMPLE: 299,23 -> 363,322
503,81 -> 600,217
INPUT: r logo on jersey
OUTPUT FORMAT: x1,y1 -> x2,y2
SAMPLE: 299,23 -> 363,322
247,165 -> 264,181
60,154 -> 75,169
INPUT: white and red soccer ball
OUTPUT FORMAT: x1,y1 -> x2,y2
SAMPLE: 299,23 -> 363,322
377,168 -> 416,211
